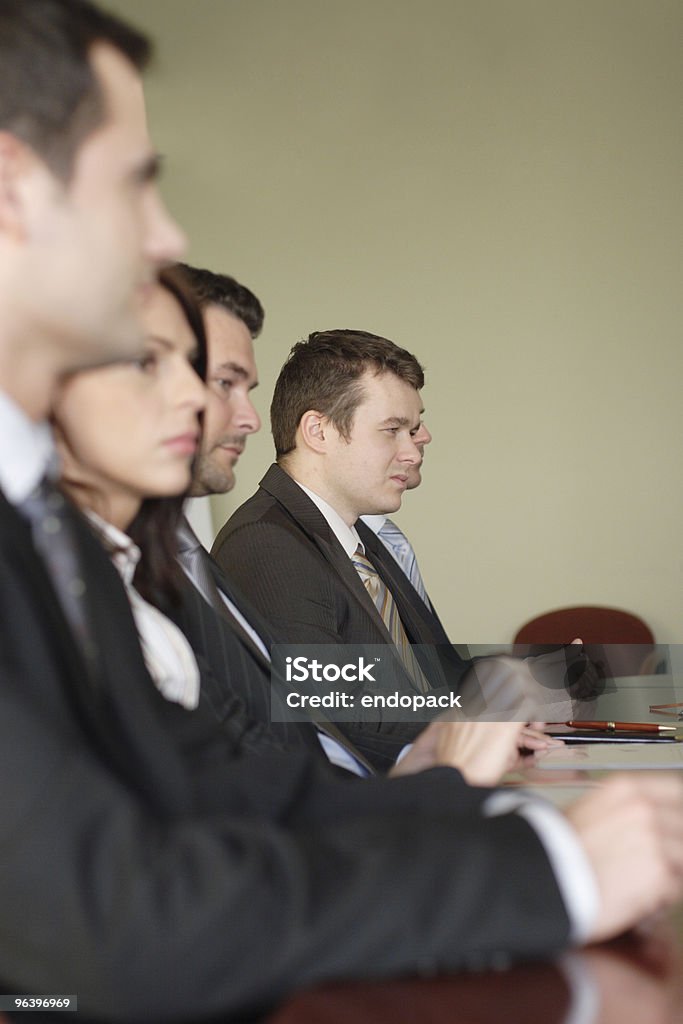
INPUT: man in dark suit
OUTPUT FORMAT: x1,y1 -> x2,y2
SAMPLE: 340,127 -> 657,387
174,264 -> 383,773
176,265 -> 557,775
212,330 -> 590,758
176,265 -> 454,773
3,6 -> 683,1020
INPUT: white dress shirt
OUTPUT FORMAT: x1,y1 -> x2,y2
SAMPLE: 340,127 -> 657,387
0,390 -> 54,504
87,512 -> 200,710
359,513 -> 386,535
298,482 -> 364,557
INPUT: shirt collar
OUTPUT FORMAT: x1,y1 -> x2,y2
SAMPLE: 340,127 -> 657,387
0,390 -> 55,504
85,510 -> 141,586
359,514 -> 387,536
296,480 -> 363,558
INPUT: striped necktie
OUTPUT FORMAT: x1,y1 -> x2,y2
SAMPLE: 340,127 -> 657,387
176,521 -> 226,615
177,519 -> 271,663
19,476 -> 98,667
352,545 -> 431,694
378,518 -> 431,609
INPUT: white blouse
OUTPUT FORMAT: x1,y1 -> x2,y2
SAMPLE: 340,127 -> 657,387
87,512 -> 200,710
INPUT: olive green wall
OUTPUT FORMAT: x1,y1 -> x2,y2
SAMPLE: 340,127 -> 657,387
108,0 -> 683,643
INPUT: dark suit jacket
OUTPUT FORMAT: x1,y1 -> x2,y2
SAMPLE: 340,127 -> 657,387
211,465 -> 482,768
0,487 -> 571,1020
173,530 -> 375,773
213,466 -> 468,655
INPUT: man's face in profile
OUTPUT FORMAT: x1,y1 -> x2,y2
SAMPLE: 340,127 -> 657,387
406,420 -> 432,490
318,369 -> 427,524
19,43 -> 185,370
190,304 -> 261,497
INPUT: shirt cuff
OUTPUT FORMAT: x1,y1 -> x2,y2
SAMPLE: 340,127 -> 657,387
394,743 -> 413,765
558,953 -> 600,1024
316,732 -> 370,777
483,789 -> 599,943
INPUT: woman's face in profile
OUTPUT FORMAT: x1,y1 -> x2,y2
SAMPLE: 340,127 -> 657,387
53,282 -> 206,529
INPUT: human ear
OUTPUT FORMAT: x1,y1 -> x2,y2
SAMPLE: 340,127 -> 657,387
0,133 -> 32,239
0,133 -> 59,244
299,410 -> 328,454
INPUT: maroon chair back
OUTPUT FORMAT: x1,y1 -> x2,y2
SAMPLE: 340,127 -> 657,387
513,605 -> 655,678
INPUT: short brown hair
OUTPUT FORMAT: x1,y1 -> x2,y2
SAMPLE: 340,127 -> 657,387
178,264 -> 265,339
0,0 -> 151,181
271,329 -> 425,459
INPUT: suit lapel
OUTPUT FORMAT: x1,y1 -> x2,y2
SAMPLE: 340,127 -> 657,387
259,465 -> 395,644
0,492 -> 94,695
258,465 -> 439,699
0,492 -> 193,812
200,568 -> 377,774
177,562 -> 377,776
66,507 -> 196,811
205,556 -> 274,671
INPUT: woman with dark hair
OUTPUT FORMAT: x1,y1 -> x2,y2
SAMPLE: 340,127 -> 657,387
126,266 -> 207,609
52,266 -> 292,758
52,265 -> 207,707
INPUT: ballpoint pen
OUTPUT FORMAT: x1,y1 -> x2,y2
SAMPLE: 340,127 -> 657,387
649,702 -> 683,719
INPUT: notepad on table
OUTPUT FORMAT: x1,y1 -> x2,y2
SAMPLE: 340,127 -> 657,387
535,741 -> 683,770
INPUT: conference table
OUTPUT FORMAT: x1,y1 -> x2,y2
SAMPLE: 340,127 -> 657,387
3,922 -> 683,1023
262,672 -> 683,1024
592,673 -> 683,723
5,923 -> 683,1024
264,917 -> 683,1024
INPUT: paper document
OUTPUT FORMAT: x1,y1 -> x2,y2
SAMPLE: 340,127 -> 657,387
535,741 -> 683,770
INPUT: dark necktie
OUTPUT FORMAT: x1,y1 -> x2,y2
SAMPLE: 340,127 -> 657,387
177,519 -> 272,662
177,522 -> 226,615
18,476 -> 98,665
